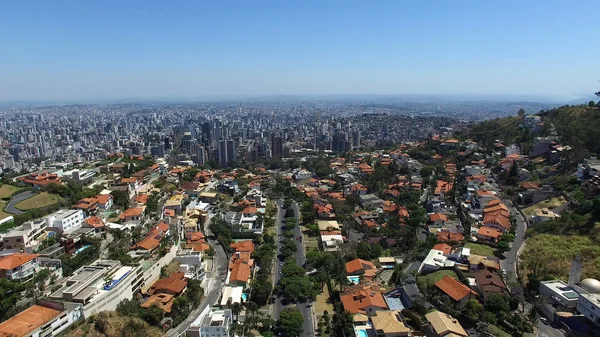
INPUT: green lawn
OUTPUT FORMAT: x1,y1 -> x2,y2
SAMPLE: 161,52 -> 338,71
15,192 -> 61,210
465,242 -> 496,257
0,201 -> 13,220
0,184 -> 23,199
522,196 -> 567,217
417,270 -> 459,289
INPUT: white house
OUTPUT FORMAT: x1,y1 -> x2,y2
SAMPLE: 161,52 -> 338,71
419,249 -> 455,273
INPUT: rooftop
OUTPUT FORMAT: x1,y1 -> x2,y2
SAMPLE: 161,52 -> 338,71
0,305 -> 64,337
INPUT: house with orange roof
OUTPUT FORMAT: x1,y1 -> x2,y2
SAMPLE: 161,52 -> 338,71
17,172 -> 61,190
435,230 -> 464,243
476,227 -> 503,244
118,207 -> 145,222
429,213 -> 448,228
229,240 -> 255,254
432,243 -> 453,256
434,275 -> 477,305
135,193 -> 149,206
228,262 -> 251,287
340,282 -> 388,315
73,197 -> 99,216
434,180 -> 453,196
141,293 -> 176,314
350,183 -> 368,195
385,188 -> 401,198
95,194 -> 113,210
147,272 -> 188,296
314,203 -> 336,219
346,258 -> 378,278
0,253 -> 40,281
357,163 -> 374,175
164,208 -> 176,218
382,200 -> 398,214
83,216 -> 106,237
120,177 -> 140,191
481,200 -> 511,233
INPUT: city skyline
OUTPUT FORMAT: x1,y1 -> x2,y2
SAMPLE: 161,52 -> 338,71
1,1 -> 599,101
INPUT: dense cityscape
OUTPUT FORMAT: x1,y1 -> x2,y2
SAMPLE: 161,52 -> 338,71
0,96 -> 599,337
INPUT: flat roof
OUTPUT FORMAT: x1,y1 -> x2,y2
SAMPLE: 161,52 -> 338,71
0,305 -> 64,337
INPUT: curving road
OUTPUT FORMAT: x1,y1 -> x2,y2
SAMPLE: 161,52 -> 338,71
5,190 -> 37,215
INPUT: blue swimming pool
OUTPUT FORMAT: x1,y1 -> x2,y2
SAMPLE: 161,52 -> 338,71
348,276 -> 360,284
357,329 -> 368,337
73,245 -> 90,256
241,293 -> 248,301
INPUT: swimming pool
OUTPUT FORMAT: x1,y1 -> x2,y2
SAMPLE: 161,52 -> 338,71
357,329 -> 368,337
73,245 -> 90,256
348,276 -> 360,284
241,293 -> 248,301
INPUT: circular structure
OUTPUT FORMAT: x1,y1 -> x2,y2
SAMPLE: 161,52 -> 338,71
580,278 -> 600,293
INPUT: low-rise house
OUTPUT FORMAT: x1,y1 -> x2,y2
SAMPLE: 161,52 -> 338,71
17,172 -> 61,189
73,197 -> 98,216
419,249 -> 455,273
187,308 -> 232,337
518,184 -> 556,206
350,183 -> 368,195
48,209 -> 85,234
120,177 -> 140,191
134,193 -> 149,206
429,213 -> 448,228
340,282 -> 388,315
0,252 -> 40,281
119,207 -> 145,223
432,243 -> 452,257
359,194 -> 384,209
370,310 -> 411,337
424,310 -> 468,337
435,230 -> 464,244
530,208 -> 560,223
96,194 -> 113,210
473,269 -> 508,301
83,216 -> 106,237
147,272 -> 188,296
434,276 -> 477,305
346,258 -> 378,278
476,227 -> 503,244
165,194 -> 184,215
199,192 -> 218,204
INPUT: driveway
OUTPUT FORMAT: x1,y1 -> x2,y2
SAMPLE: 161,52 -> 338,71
5,190 -> 36,215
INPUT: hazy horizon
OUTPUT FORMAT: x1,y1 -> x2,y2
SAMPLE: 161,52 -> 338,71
1,1 -> 599,101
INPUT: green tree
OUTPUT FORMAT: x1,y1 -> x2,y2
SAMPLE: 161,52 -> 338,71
356,241 -> 371,260
278,307 -> 304,337
485,293 -> 510,313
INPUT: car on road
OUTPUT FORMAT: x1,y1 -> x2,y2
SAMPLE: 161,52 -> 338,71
540,317 -> 550,325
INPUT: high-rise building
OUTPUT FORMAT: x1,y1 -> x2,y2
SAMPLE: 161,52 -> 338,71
217,139 -> 237,167
182,132 -> 193,154
151,144 -> 165,157
194,144 -> 207,166
271,134 -> 283,157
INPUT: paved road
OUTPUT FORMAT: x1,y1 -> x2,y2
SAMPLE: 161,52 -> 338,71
5,190 -> 36,214
272,199 -> 285,320
537,318 -> 565,337
499,199 -> 527,286
292,201 -> 315,337
165,212 -> 228,337
403,261 -> 424,299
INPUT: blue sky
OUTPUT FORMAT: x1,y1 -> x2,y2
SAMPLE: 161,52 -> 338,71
1,0 -> 599,101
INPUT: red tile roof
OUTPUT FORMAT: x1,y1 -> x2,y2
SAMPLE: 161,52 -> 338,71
434,275 -> 476,302
0,253 -> 38,270
432,243 -> 452,256
340,283 -> 388,314
148,272 -> 188,295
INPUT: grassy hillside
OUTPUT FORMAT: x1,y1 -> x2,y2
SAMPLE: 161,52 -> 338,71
539,104 -> 600,156
65,311 -> 163,337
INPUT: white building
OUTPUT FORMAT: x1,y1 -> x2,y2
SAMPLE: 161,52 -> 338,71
48,260 -> 145,318
2,218 -> 48,251
418,249 -> 455,274
187,308 -> 232,337
48,209 -> 85,233
539,280 -> 580,310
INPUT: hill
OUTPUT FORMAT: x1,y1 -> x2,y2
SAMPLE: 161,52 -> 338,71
463,104 -> 600,158
65,311 -> 163,337
539,104 -> 600,156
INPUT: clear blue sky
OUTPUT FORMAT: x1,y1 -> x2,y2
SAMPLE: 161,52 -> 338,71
1,0 -> 599,101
